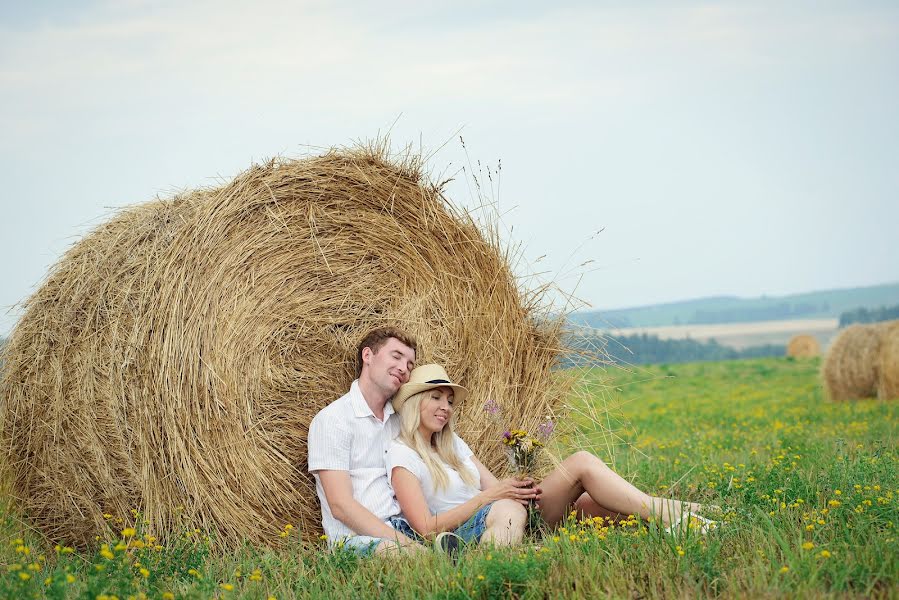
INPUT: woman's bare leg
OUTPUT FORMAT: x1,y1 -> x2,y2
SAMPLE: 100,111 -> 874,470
481,499 -> 527,546
537,451 -> 702,528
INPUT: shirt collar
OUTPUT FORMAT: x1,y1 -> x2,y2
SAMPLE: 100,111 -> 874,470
349,379 -> 395,420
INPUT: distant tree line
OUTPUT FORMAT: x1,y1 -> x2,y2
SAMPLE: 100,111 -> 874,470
689,302 -> 827,325
838,304 -> 899,327
582,300 -> 831,329
564,333 -> 784,367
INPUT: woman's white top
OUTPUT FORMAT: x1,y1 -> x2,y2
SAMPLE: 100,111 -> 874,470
387,434 -> 482,515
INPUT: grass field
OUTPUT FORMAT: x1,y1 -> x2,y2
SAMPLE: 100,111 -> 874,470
1,357 -> 896,599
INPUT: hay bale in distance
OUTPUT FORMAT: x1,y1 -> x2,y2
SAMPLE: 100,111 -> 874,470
786,334 -> 821,358
0,147 -> 570,547
821,323 -> 882,401
876,320 -> 899,400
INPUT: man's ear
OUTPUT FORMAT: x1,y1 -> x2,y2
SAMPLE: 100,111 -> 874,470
361,346 -> 373,365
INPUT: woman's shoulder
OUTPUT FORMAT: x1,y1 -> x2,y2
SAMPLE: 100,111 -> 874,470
388,439 -> 424,463
387,438 -> 426,481
450,433 -> 474,459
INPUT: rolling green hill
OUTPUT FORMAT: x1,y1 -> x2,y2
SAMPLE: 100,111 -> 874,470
570,281 -> 899,329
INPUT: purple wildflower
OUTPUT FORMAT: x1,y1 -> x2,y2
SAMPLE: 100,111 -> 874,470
483,399 -> 501,417
536,420 -> 555,441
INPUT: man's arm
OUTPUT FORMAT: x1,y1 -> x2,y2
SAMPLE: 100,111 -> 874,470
317,470 -> 418,545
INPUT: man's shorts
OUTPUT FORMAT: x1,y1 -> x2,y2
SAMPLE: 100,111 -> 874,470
338,516 -> 423,556
452,502 -> 493,544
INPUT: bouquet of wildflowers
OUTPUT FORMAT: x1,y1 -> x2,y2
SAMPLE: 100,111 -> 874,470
484,399 -> 554,478
502,429 -> 544,478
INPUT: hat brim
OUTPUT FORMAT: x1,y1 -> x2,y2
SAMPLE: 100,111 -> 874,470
392,381 -> 468,412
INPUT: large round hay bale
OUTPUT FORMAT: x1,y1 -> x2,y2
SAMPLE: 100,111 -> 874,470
820,323 -> 882,401
876,320 -> 899,400
0,148 -> 569,547
786,334 -> 821,358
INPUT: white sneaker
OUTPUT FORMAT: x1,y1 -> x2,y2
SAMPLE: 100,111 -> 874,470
664,512 -> 719,535
434,531 -> 463,557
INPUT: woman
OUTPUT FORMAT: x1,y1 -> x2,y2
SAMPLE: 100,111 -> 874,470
387,364 -> 715,547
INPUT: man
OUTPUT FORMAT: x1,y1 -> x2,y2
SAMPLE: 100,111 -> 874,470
308,326 -> 423,554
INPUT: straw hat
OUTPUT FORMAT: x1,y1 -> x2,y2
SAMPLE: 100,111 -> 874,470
392,364 -> 468,411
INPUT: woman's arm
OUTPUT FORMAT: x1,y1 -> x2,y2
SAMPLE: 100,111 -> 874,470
392,466 -> 536,537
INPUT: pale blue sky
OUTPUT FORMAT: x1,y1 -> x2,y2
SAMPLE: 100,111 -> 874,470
2,0 -> 898,335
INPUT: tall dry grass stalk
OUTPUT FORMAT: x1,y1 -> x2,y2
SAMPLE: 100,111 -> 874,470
0,145 -> 581,547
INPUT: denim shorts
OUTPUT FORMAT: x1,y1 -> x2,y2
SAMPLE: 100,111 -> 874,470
339,516 -> 423,556
453,502 -> 494,544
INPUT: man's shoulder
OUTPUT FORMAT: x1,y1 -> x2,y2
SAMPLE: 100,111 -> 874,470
310,389 -> 353,427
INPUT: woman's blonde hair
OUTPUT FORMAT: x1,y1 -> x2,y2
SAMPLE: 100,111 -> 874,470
396,388 -> 478,491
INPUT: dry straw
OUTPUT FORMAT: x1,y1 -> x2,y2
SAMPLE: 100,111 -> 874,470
786,334 -> 820,358
876,320 -> 899,400
821,323 -> 883,401
0,145 -> 577,547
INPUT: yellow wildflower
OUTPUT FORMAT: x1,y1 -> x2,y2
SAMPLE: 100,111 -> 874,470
220,583 -> 234,591
66,574 -> 77,583
779,566 -> 789,573
819,550 -> 831,558
802,541 -> 815,550
162,594 -> 175,600
140,568 -> 150,578
122,528 -> 137,538
19,572 -> 31,581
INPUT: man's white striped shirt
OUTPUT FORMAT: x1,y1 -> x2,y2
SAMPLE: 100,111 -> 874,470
308,380 -> 401,541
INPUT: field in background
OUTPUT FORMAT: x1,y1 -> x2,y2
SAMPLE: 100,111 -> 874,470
0,358 -> 896,598
571,281 -> 899,329
605,317 -> 838,350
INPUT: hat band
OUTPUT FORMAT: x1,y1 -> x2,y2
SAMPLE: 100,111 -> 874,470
426,379 -> 450,384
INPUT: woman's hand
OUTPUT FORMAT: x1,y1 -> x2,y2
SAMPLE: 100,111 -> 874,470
480,478 -> 541,505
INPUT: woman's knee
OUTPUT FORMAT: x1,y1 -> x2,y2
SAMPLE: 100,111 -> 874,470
488,499 -> 527,526
570,450 -> 604,470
